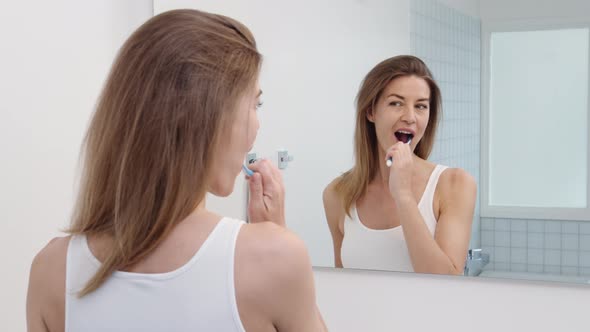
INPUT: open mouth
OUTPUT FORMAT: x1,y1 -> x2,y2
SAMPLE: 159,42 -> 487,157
395,130 -> 414,144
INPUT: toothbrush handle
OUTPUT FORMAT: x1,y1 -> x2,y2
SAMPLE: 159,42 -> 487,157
242,164 -> 254,177
386,139 -> 411,167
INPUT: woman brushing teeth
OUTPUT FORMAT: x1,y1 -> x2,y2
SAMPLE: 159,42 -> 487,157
324,55 -> 477,275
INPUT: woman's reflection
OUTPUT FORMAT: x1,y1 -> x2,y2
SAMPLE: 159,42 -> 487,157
323,55 -> 476,275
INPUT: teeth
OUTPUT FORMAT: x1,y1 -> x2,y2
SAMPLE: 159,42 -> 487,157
397,130 -> 413,134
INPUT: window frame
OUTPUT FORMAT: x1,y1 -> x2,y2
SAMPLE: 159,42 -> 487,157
481,19 -> 590,221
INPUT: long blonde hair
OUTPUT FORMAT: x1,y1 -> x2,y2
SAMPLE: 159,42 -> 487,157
68,9 -> 261,296
335,55 -> 441,216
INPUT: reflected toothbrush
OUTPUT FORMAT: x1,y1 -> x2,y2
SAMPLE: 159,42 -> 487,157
386,138 -> 412,167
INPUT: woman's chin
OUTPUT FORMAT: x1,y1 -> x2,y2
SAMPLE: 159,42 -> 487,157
208,179 -> 236,198
209,186 -> 234,197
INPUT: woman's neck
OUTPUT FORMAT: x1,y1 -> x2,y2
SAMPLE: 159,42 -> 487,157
189,197 -> 208,218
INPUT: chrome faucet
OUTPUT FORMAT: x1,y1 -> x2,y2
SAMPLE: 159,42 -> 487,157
464,248 -> 490,276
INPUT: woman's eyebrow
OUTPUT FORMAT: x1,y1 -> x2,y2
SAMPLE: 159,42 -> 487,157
387,93 -> 405,100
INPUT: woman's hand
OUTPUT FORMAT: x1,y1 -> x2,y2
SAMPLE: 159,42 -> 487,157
386,142 -> 414,202
246,159 -> 286,226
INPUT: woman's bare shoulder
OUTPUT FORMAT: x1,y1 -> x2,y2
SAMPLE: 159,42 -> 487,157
438,167 -> 476,194
234,223 -> 314,320
236,222 -> 310,278
27,236 -> 70,331
322,177 -> 341,201
30,236 -> 70,286
322,177 -> 345,213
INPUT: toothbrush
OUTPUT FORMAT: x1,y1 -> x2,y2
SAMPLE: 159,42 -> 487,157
386,138 -> 412,167
242,164 -> 254,177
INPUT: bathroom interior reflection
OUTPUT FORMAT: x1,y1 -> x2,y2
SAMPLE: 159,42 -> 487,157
168,0 -> 590,285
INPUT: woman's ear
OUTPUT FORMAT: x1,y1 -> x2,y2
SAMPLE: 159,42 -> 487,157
366,108 -> 375,123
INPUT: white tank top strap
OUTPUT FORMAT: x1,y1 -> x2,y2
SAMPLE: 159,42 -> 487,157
423,165 -> 449,199
418,164 -> 449,229
431,164 -> 449,186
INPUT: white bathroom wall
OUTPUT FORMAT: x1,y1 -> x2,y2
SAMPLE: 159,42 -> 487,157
480,0 -> 590,21
154,0 -> 412,267
0,1 -> 153,331
436,0 -> 480,17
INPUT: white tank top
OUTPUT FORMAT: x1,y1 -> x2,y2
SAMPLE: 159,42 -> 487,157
65,217 -> 246,332
341,165 -> 448,272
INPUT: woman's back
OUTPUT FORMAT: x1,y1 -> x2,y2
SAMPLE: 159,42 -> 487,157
28,210 -> 324,332
26,9 -> 325,332
66,217 -> 245,331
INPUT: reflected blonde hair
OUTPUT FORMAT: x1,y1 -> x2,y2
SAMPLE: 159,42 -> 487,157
335,55 -> 441,216
68,9 -> 261,296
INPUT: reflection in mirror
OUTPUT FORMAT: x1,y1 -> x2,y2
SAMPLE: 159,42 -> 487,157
156,0 -> 590,285
323,55 -> 476,276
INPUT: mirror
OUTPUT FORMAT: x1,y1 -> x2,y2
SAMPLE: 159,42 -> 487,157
155,0 -> 590,285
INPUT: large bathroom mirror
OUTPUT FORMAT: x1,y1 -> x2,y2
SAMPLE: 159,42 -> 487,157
155,0 -> 590,285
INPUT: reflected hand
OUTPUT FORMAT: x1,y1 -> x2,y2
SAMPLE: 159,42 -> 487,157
246,159 -> 286,226
386,142 -> 414,202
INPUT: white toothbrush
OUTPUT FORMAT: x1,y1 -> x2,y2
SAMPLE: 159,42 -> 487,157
386,138 -> 412,167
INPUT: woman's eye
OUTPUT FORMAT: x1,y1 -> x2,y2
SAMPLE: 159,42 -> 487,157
416,104 -> 428,110
256,101 -> 263,109
389,101 -> 402,107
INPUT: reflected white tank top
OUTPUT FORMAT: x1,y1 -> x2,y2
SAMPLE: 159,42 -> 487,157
341,165 -> 448,272
65,217 -> 246,332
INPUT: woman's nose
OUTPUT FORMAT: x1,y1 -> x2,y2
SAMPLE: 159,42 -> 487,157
401,106 -> 416,123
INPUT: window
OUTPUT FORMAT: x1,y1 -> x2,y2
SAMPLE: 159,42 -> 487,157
482,22 -> 590,220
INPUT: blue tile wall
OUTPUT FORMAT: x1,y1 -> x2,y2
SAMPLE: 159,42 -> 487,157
482,217 -> 590,277
412,1 -> 590,277
410,0 -> 481,247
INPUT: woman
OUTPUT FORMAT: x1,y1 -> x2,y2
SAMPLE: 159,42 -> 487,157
26,9 -> 326,332
323,55 -> 476,275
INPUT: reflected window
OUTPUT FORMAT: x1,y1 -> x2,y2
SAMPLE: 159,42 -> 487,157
488,28 -> 589,209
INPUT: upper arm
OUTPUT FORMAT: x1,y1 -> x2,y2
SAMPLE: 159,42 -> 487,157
27,252 -> 50,332
322,181 -> 344,268
268,231 -> 326,332
434,169 -> 477,273
238,223 -> 326,332
235,224 -> 326,332
27,237 -> 69,332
